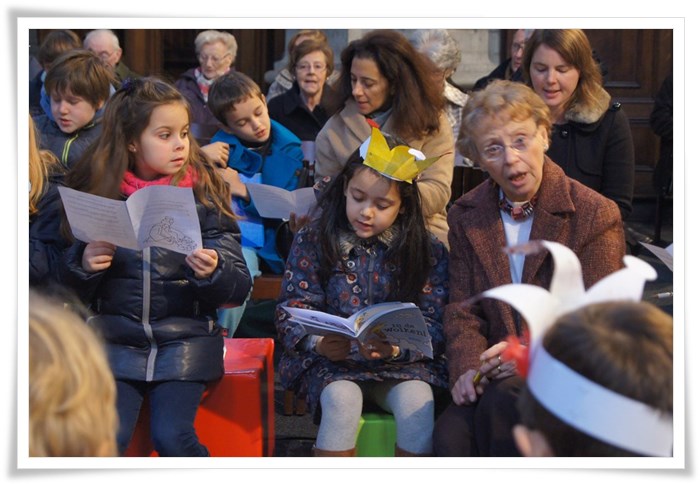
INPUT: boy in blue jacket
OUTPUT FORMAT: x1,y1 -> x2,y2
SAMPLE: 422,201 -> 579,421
208,71 -> 304,335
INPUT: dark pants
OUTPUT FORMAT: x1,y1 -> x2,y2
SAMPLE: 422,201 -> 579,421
116,379 -> 209,457
433,375 -> 524,457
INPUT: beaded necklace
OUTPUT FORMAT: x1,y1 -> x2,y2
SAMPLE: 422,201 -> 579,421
499,194 -> 538,221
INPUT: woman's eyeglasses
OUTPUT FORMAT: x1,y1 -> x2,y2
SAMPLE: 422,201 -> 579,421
295,63 -> 326,72
481,132 -> 538,163
511,42 -> 527,53
198,52 -> 231,65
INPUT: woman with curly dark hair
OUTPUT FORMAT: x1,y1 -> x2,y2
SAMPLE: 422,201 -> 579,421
314,29 -> 454,247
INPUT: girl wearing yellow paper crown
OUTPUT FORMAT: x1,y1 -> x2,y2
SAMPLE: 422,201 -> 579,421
275,128 -> 450,456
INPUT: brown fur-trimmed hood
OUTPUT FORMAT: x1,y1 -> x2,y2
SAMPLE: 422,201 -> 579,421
565,83 -> 611,125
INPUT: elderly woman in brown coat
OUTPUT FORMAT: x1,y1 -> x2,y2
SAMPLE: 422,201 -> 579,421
432,80 -> 626,456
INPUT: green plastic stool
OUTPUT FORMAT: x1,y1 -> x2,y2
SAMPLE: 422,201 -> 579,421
355,412 -> 396,457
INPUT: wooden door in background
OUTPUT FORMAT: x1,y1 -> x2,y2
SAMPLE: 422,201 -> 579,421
584,29 -> 673,200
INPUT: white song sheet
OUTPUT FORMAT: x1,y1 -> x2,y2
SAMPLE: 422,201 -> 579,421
58,185 -> 203,255
245,184 -> 316,220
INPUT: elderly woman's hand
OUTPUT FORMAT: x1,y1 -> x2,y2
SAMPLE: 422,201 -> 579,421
451,369 -> 480,405
451,341 -> 518,405
474,341 -> 518,383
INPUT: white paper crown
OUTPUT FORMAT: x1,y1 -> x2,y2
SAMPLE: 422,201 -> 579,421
479,240 -> 672,456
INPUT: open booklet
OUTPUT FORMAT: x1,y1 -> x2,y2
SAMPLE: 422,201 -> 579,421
58,185 -> 203,256
282,302 -> 433,359
245,184 -> 316,220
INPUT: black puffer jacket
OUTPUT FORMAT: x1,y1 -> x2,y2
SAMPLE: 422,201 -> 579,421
30,171 -> 69,287
63,198 -> 252,383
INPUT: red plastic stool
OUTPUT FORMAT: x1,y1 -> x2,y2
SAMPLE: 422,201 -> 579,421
123,337 -> 275,457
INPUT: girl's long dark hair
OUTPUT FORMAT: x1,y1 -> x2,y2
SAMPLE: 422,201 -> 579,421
315,138 -> 432,303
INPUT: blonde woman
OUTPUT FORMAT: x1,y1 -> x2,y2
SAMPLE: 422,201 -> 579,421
29,290 -> 118,457
29,115 -> 67,287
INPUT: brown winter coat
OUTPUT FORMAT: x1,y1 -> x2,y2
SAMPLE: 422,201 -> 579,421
443,159 -> 625,388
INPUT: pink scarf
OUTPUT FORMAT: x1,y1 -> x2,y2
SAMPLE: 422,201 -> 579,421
120,166 -> 197,197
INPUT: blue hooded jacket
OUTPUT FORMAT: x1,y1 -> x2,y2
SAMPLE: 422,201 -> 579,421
212,120 -> 304,273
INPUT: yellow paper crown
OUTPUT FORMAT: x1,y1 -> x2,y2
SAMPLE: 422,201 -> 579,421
359,128 -> 448,184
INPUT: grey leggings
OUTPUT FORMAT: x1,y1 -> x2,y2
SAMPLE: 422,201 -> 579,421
315,379 -> 434,453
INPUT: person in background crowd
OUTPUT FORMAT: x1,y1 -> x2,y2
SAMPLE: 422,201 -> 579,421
84,29 -> 141,87
473,29 -> 533,91
175,30 -> 238,129
650,73 -> 673,204
32,49 -> 113,169
266,30 -> 339,101
30,29 -> 81,117
522,29 -> 635,222
267,37 -> 335,143
173,30 -> 239,169
410,28 -> 471,167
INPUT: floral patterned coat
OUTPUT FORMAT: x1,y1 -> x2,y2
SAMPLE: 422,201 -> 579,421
275,223 -> 449,417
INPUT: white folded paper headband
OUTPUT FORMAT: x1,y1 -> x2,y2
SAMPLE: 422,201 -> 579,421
478,240 -> 673,457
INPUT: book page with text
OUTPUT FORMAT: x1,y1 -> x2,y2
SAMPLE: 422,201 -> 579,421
282,306 -> 356,337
